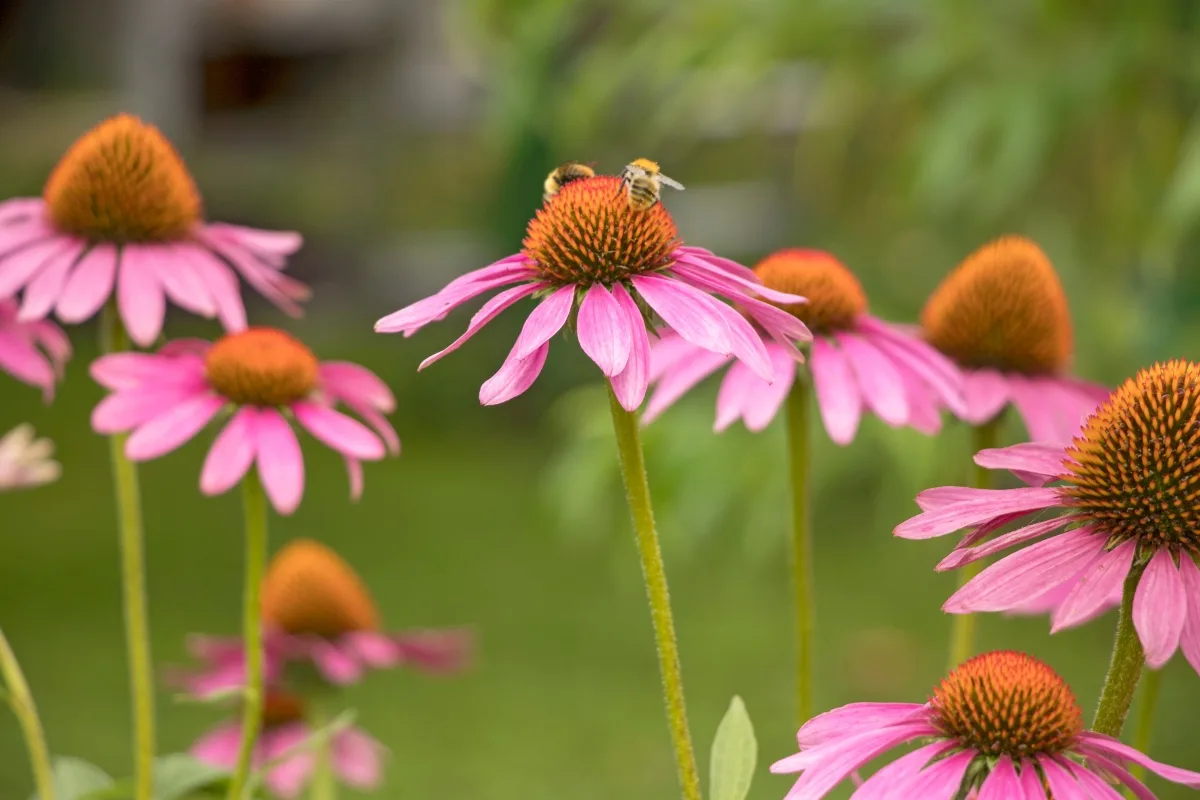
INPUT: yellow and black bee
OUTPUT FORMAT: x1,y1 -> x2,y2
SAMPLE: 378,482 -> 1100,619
619,158 -> 685,210
543,161 -> 596,202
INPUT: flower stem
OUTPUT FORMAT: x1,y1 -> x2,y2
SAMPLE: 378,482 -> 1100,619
307,702 -> 338,800
1128,666 -> 1161,788
1092,569 -> 1146,737
0,628 -> 55,800
605,385 -> 700,800
947,417 -> 1000,670
784,381 -> 815,726
227,470 -> 269,800
101,306 -> 156,800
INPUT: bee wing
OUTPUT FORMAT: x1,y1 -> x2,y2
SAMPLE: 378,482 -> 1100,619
658,174 -> 685,191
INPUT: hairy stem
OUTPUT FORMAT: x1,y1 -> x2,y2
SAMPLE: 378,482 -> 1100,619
1092,570 -> 1146,737
784,382 -> 815,725
0,628 -> 55,800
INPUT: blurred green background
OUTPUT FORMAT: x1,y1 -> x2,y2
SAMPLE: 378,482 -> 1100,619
3,0 -> 1200,797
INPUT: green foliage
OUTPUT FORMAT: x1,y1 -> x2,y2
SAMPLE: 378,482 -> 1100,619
31,755 -> 241,800
709,696 -> 757,800
30,757 -> 112,800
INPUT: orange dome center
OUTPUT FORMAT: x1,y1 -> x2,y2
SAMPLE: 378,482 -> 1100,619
261,538 -> 380,638
921,237 -> 1073,375
1063,360 -> 1200,553
204,328 -> 319,407
522,175 -> 680,286
262,690 -> 306,727
932,651 -> 1082,756
43,113 -> 202,243
752,249 -> 866,332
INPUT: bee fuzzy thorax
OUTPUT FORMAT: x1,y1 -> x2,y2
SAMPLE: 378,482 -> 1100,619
543,161 -> 596,202
619,158 -> 684,211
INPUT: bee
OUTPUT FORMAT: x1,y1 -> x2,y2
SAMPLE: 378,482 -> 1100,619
619,158 -> 685,211
543,161 -> 596,201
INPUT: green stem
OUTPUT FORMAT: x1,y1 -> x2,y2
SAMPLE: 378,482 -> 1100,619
947,417 -> 1001,670
784,382 -> 814,726
1092,570 -> 1147,737
0,628 -> 55,800
307,703 -> 338,800
1128,667 -> 1161,788
605,385 -> 700,800
101,307 -> 155,800
227,471 -> 269,800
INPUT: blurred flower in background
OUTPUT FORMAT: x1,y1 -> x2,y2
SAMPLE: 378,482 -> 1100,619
190,688 -> 385,799
645,248 -> 965,443
89,328 -> 399,514
0,423 -> 60,491
179,538 -> 470,696
0,114 -> 308,346
921,236 -> 1109,443
0,298 -> 70,400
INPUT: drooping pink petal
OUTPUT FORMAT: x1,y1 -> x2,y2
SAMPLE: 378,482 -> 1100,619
124,393 -> 225,461
1072,767 -> 1124,799
345,457 -> 363,500
117,247 -> 166,347
609,283 -> 651,411
374,264 -> 535,334
855,316 -> 966,416
200,407 -> 259,495
18,244 -> 81,321
479,341 -> 550,406
915,486 -> 988,512
206,223 -> 302,258
1081,752 -> 1157,800
513,285 -> 575,360
670,252 -> 808,307
737,293 -> 811,351
977,756 -> 1021,800
1133,549 -> 1187,668
836,332 -> 908,426
1178,556 -> 1200,677
974,442 -> 1068,486
0,198 -> 45,225
896,750 -> 975,798
1039,756 -> 1085,798
149,246 -> 217,317
577,283 -> 632,377
92,385 -> 210,434
741,345 -> 796,431
936,517 -> 1077,571
1007,374 -> 1082,444
1050,540 -> 1136,632
55,244 -> 118,323
320,362 -> 395,412
641,348 -> 730,425
943,528 -> 1107,613
0,238 -> 73,297
0,332 -> 54,393
714,361 -> 759,432
417,283 -> 542,371
392,629 -> 473,672
175,246 -> 247,331
703,295 -> 774,382
848,742 -> 954,800
332,728 -> 386,789
253,408 -> 305,515
341,631 -> 401,668
774,722 -> 937,799
897,364 -> 943,435
810,336 -> 862,445
308,638 -> 364,684
631,274 -> 731,355
796,703 -> 928,748
201,233 -> 307,315
1077,733 -> 1200,788
894,486 -> 1061,540
293,401 -> 385,461
649,331 -> 705,382
190,721 -> 243,767
1016,759 -> 1048,799
962,368 -> 1010,424
261,724 -> 316,798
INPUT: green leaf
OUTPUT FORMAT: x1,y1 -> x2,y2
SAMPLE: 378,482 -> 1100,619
709,695 -> 757,800
29,757 -> 114,800
153,753 -> 231,800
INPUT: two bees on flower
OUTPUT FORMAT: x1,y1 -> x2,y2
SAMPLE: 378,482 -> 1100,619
543,158 -> 684,210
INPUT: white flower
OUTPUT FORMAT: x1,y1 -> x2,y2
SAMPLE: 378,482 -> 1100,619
0,424 -> 61,491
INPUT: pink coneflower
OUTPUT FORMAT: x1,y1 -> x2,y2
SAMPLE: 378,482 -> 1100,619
374,174 -> 808,410
921,236 -> 1108,443
644,249 -> 964,442
0,114 -> 308,346
179,539 -> 469,695
0,424 -> 60,491
0,299 -> 70,400
191,689 -> 385,799
897,360 -> 1200,674
89,328 -> 398,514
771,650 -> 1200,799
